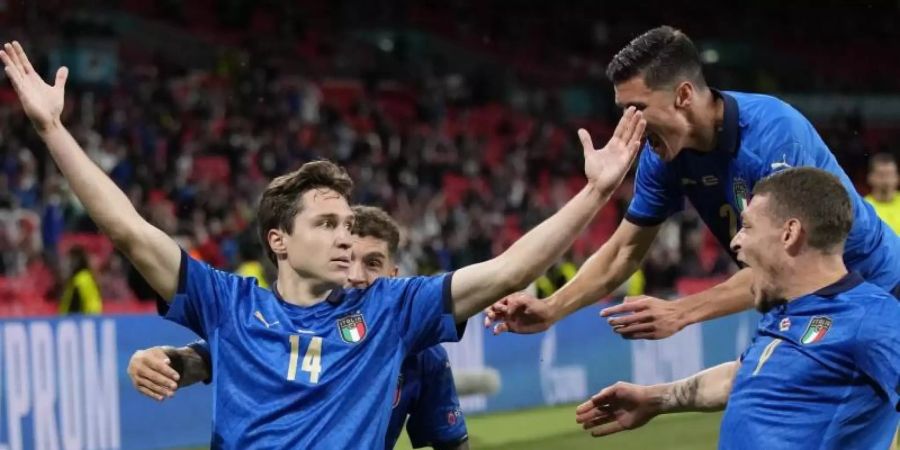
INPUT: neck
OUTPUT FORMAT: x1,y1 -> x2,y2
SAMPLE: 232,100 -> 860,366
777,253 -> 848,301
275,264 -> 338,306
870,188 -> 896,203
685,89 -> 724,152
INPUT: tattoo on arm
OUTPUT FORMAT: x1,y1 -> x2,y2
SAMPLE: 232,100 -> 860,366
660,361 -> 738,413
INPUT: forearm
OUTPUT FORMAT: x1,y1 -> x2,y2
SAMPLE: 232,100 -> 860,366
39,124 -> 145,243
452,184 -> 608,319
39,124 -> 180,299
676,268 -> 754,326
165,346 -> 211,387
651,361 -> 740,413
547,239 -> 642,320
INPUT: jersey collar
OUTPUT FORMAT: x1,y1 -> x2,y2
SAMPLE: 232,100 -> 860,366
810,271 -> 864,297
271,282 -> 346,306
711,88 -> 741,155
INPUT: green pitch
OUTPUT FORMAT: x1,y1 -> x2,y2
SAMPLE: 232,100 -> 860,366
394,403 -> 723,450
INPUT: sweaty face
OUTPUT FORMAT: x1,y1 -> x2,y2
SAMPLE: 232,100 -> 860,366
730,195 -> 788,313
868,162 -> 899,194
347,236 -> 398,289
614,76 -> 691,162
276,188 -> 354,287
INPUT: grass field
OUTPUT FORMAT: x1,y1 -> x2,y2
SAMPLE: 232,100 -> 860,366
178,404 -> 722,449
393,404 -> 723,450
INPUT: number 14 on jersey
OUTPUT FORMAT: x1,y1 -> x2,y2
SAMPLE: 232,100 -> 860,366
287,335 -> 323,383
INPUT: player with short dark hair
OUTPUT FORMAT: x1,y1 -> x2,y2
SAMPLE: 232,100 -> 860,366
575,167 -> 900,449
1,41 -> 645,448
486,25 -> 900,338
128,205 -> 471,449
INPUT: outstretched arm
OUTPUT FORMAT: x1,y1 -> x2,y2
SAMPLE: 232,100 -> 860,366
575,361 -> 740,437
1,41 -> 181,300
451,108 -> 646,320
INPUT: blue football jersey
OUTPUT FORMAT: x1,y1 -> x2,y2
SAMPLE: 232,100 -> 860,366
627,90 -> 900,293
720,273 -> 900,450
163,252 -> 461,449
177,340 -> 468,449
387,345 -> 468,449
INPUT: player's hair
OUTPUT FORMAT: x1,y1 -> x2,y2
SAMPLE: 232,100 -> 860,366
351,205 -> 400,259
752,167 -> 852,253
868,152 -> 897,172
606,26 -> 707,90
257,160 -> 354,264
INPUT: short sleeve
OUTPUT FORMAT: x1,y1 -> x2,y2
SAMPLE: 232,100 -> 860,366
382,273 -> 460,354
854,301 -> 900,410
625,145 -> 683,226
406,347 -> 468,448
163,251 -> 246,339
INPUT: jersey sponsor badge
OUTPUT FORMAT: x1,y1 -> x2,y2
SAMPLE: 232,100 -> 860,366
337,312 -> 368,344
800,316 -> 832,344
779,317 -> 791,331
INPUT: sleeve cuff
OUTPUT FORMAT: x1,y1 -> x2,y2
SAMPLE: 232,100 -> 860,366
158,251 -> 189,316
624,211 -> 666,227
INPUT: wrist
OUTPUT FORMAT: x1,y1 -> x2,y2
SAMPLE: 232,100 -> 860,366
644,384 -> 669,414
36,118 -> 64,136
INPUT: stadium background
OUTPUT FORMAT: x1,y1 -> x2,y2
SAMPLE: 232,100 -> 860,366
0,0 -> 897,448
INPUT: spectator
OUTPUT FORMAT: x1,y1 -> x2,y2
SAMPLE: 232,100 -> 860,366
865,153 -> 900,233
59,246 -> 102,315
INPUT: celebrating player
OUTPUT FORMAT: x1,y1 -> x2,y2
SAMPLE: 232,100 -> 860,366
128,205 -> 471,450
0,41 -> 644,448
575,168 -> 900,449
485,25 -> 900,339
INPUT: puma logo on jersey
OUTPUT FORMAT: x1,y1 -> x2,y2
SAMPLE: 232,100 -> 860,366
254,311 -> 280,328
770,154 -> 792,171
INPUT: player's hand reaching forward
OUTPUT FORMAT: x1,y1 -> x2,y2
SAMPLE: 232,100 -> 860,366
581,106 -> 646,196
601,295 -> 686,340
0,41 -> 68,131
575,382 -> 661,438
128,347 -> 180,401
483,292 -> 556,335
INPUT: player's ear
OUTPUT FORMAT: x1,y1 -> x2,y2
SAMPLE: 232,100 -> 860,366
267,229 -> 288,259
783,218 -> 803,255
674,81 -> 693,109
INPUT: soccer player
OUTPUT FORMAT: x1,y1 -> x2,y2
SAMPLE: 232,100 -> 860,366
485,25 -> 900,339
865,153 -> 900,233
575,168 -> 900,449
0,41 -> 644,448
128,205 -> 470,450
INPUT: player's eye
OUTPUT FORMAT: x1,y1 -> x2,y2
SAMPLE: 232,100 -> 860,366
367,260 -> 382,269
320,219 -> 336,229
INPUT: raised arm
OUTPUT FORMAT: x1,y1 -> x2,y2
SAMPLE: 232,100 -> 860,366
1,41 -> 181,300
575,361 -> 740,437
451,108 -> 646,320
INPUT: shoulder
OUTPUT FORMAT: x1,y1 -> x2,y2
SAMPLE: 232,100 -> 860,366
731,91 -> 813,142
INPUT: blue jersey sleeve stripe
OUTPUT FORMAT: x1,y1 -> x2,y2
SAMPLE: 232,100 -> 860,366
624,212 -> 666,227
441,272 -> 468,340
176,249 -> 188,295
155,250 -> 188,316
442,271 -> 454,315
